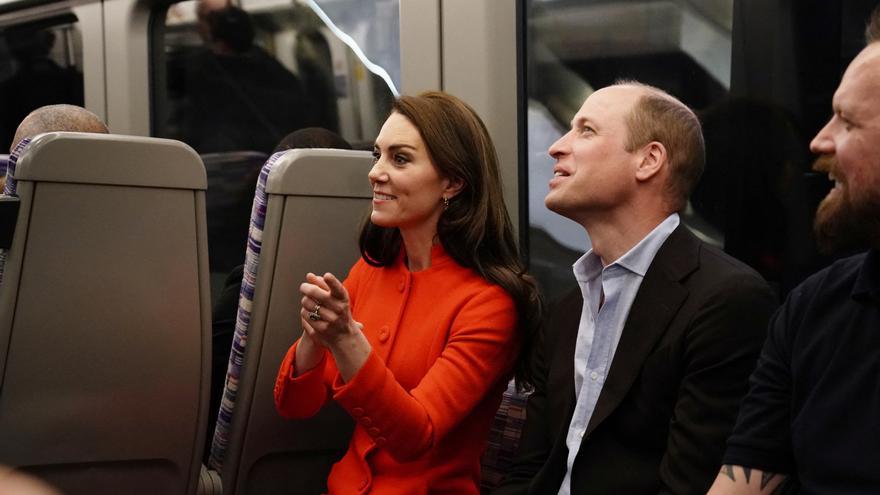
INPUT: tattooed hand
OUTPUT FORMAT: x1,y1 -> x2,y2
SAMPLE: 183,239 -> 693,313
706,465 -> 794,495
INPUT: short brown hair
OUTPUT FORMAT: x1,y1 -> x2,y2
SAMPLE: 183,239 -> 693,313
866,4 -> 880,44
616,81 -> 705,212
12,104 -> 109,152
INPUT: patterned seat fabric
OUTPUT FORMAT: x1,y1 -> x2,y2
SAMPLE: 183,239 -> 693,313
0,139 -> 31,285
209,151 -> 285,470
3,140 -> 29,196
480,380 -> 529,493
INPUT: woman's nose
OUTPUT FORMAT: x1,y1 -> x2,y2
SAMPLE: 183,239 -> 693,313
368,160 -> 386,182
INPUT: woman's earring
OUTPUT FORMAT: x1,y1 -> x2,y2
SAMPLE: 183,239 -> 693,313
443,196 -> 450,210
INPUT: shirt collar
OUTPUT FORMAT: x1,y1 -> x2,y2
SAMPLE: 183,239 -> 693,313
852,248 -> 880,302
615,213 -> 680,276
573,213 -> 680,280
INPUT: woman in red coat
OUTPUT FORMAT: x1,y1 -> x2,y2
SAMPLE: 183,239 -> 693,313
274,91 -> 541,494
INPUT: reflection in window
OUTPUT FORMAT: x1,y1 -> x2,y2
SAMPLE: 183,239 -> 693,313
0,15 -> 84,151
310,0 -> 400,94
526,0 -> 863,300
151,0 -> 397,297
154,0 -> 396,154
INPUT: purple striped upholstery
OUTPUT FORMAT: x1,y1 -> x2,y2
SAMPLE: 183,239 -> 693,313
209,151 -> 286,470
0,139 -> 32,285
480,381 -> 529,492
3,139 -> 31,196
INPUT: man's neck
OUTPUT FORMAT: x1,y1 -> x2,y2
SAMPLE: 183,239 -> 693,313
584,208 -> 672,266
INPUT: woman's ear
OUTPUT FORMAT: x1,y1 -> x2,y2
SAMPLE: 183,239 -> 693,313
635,141 -> 667,182
443,176 -> 465,199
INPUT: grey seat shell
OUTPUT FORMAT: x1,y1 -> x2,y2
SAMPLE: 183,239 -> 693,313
212,149 -> 372,495
0,132 -> 211,495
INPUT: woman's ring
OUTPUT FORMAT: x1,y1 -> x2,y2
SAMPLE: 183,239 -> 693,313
308,303 -> 322,321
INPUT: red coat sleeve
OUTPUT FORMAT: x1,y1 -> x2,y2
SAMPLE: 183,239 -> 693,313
273,341 -> 333,418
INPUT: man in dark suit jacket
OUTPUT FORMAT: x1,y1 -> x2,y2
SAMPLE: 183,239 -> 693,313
494,81 -> 776,494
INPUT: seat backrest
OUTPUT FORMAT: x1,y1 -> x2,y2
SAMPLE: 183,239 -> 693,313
0,132 -> 211,495
210,149 -> 372,495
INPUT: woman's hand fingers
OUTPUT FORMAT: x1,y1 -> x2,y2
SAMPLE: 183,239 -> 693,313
307,272 -> 331,291
323,272 -> 349,302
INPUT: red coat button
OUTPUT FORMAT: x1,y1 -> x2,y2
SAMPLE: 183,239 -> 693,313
352,407 -> 364,417
368,427 -> 380,436
360,417 -> 372,427
379,326 -> 390,342
375,436 -> 387,447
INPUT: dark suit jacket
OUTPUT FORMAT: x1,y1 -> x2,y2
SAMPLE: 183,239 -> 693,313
494,226 -> 777,495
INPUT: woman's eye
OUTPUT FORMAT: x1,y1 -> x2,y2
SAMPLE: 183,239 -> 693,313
371,150 -> 381,162
394,154 -> 408,165
580,126 -> 594,135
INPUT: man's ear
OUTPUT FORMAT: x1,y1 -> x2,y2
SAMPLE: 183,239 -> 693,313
635,141 -> 667,183
444,176 -> 465,199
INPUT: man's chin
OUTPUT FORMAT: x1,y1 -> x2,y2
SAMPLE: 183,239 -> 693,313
814,194 -> 880,255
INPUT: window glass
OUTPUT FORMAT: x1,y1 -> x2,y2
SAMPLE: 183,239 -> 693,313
310,0 -> 401,94
154,0 -> 397,154
525,0 -> 868,301
151,0 -> 398,295
0,15 -> 84,151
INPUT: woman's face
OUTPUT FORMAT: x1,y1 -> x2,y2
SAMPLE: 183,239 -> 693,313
369,112 -> 455,237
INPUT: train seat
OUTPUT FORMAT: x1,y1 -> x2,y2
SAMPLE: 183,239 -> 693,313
0,132 -> 211,495
209,149 -> 371,495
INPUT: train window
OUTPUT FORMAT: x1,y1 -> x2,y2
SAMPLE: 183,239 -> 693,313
151,0 -> 397,154
0,14 -> 84,151
525,0 -> 876,301
150,0 -> 397,295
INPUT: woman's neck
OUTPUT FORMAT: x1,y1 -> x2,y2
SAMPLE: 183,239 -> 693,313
400,227 -> 438,272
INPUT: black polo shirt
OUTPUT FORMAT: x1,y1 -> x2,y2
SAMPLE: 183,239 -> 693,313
723,249 -> 880,493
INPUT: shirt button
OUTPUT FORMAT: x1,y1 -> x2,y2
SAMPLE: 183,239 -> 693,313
590,371 -> 599,381
359,478 -> 368,490
352,407 -> 364,417
378,326 -> 390,342
360,417 -> 372,427
375,436 -> 387,447
398,276 -> 406,292
368,427 -> 381,437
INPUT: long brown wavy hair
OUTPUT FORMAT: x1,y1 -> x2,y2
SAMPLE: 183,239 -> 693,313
359,91 -> 542,391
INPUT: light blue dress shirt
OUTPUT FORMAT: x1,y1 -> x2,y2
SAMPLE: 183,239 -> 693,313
557,213 -> 679,495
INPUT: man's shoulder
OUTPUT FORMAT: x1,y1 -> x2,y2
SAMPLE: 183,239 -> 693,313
657,226 -> 768,290
788,251 -> 867,302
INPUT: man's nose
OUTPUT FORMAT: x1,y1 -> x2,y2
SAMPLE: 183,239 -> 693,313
810,120 -> 835,155
548,131 -> 571,159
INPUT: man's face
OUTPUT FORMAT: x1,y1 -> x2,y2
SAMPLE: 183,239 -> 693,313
810,44 -> 880,253
545,85 -> 642,225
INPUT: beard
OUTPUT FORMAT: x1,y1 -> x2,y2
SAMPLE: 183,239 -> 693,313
813,155 -> 880,255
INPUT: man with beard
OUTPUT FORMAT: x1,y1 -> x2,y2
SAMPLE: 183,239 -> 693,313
707,8 -> 880,495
